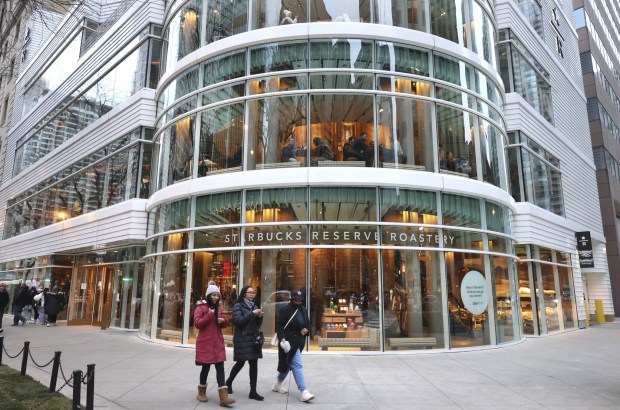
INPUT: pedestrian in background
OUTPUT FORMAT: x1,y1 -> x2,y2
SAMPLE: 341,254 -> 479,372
194,281 -> 235,406
0,283 -> 9,333
33,287 -> 46,325
11,283 -> 28,326
272,289 -> 315,402
45,286 -> 61,327
226,285 -> 264,401
25,286 -> 37,323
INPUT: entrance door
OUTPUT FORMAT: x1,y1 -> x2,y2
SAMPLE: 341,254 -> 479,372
68,265 -> 115,327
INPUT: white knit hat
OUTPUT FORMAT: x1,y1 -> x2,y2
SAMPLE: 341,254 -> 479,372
205,284 -> 220,297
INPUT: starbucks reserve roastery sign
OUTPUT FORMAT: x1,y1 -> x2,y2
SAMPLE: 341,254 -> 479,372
460,270 -> 488,315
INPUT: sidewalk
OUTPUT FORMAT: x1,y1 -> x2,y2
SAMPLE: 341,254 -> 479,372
1,321 -> 619,409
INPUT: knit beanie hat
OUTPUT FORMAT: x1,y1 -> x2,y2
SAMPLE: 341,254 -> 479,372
206,284 -> 220,298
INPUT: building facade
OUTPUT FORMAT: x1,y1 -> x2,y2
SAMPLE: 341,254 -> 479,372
0,0 -> 613,351
574,0 -> 620,318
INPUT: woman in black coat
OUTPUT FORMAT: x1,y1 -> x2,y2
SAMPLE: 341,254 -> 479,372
44,287 -> 61,327
225,285 -> 264,400
272,289 -> 314,402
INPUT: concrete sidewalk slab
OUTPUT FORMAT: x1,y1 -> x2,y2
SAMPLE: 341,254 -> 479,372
0,321 -> 619,409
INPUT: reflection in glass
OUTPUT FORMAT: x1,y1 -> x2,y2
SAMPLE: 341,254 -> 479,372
189,249 -> 239,344
310,187 -> 376,221
198,103 -> 244,175
157,116 -> 195,189
431,0 -> 465,45
156,252 -> 187,343
437,105 -> 477,179
445,252 -> 490,347
243,248 -> 306,349
539,262 -> 559,332
253,0 -> 308,28
311,0 -> 371,23
493,256 -> 514,343
557,265 -> 576,329
377,96 -> 433,170
247,95 -> 307,169
375,0 -> 427,32
382,249 -> 444,349
311,248 -> 379,351
310,94 -> 374,166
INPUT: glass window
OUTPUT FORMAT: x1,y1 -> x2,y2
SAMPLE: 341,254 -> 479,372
442,194 -> 481,228
431,0 -> 465,46
243,248 -> 306,349
479,119 -> 502,187
250,42 -> 308,75
157,115 -> 195,188
375,0 -> 427,32
310,0 -> 371,23
155,199 -> 191,233
493,256 -> 514,343
310,39 -> 373,71
557,265 -> 576,329
203,51 -> 247,88
539,262 -> 559,332
156,253 -> 188,343
246,187 -> 308,222
247,95 -> 307,169
469,0 -> 496,66
310,187 -> 376,221
310,94 -> 374,166
197,103 -> 244,175
377,96 -> 433,171
252,0 -> 308,29
205,0 -> 248,44
434,53 -> 474,92
312,247 -> 380,351
436,105 -> 478,179
376,42 -> 430,77
195,191 -> 242,226
517,0 -> 543,37
162,0 -> 202,74
445,252 -> 490,347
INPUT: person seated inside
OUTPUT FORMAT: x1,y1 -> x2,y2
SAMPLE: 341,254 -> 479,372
311,137 -> 335,165
446,151 -> 457,171
281,135 -> 297,162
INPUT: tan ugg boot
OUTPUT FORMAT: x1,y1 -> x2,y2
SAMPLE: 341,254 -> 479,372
197,384 -> 208,402
218,386 -> 235,406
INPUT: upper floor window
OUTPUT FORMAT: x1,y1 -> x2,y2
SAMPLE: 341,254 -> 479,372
507,131 -> 563,216
517,0 -> 543,37
498,30 -> 553,123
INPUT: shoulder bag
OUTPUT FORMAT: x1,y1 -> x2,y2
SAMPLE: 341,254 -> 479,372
270,308 -> 299,346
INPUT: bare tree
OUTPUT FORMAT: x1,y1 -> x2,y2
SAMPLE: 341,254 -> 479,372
0,0 -> 88,79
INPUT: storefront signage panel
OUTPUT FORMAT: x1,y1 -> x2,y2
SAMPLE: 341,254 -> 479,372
575,231 -> 594,268
460,270 -> 488,315
225,226 -> 306,245
382,227 -> 453,247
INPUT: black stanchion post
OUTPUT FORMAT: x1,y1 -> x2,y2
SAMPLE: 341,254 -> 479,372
20,341 -> 30,376
86,364 -> 95,410
73,370 -> 82,410
49,351 -> 62,393
0,335 -> 4,366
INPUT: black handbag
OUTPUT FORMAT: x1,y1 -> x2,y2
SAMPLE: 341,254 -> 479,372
254,331 -> 265,345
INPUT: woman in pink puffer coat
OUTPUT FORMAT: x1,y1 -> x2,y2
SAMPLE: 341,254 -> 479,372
194,282 -> 234,406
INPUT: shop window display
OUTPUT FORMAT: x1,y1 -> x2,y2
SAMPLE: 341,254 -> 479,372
445,252 -> 490,347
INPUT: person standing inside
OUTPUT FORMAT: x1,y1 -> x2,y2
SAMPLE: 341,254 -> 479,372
45,286 -> 61,327
0,283 -> 9,333
272,289 -> 315,402
225,285 -> 264,401
11,283 -> 28,326
194,282 -> 235,406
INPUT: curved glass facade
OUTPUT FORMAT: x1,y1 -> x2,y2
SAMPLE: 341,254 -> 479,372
142,186 -> 519,350
154,40 -> 505,191
142,0 -> 521,351
161,0 -> 496,74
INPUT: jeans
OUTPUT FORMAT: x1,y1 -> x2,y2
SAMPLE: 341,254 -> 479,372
277,349 -> 306,391
23,305 -> 33,322
37,307 -> 46,325
12,305 -> 26,325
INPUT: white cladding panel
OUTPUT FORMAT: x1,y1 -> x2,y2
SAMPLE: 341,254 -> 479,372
0,90 -> 157,238
0,200 -> 148,261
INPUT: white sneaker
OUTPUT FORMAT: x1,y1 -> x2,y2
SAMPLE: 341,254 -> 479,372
272,380 -> 288,394
300,390 -> 314,402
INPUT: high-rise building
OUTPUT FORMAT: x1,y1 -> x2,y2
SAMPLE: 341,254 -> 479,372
0,0 -> 613,350
574,0 -> 620,318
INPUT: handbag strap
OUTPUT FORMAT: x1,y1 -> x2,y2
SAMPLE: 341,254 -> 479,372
283,308 -> 299,330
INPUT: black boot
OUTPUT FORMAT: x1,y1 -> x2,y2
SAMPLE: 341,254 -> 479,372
249,389 -> 264,401
225,379 -> 233,394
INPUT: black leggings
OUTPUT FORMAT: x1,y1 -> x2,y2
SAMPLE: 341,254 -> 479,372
228,359 -> 258,388
199,362 -> 225,387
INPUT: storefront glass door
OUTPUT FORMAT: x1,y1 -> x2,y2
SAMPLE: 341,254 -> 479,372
68,265 -> 114,327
